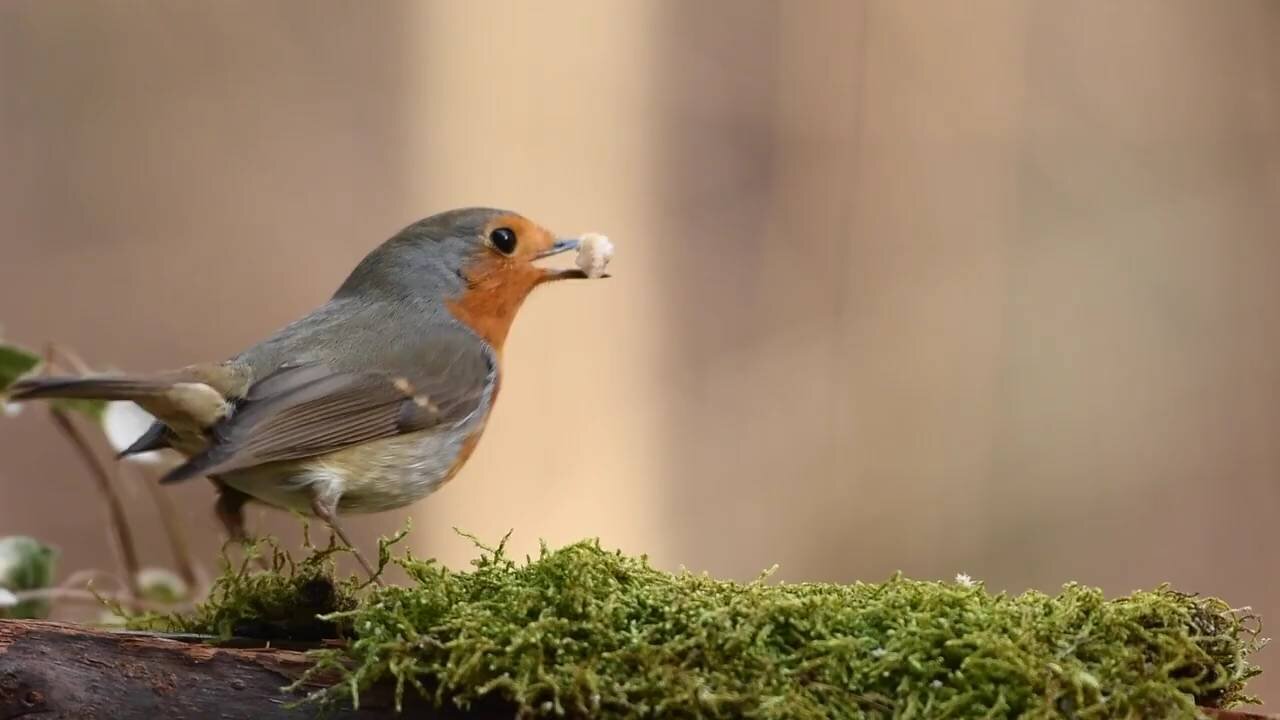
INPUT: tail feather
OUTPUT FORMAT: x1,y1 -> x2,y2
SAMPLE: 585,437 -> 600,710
117,420 -> 173,459
160,459 -> 216,485
7,376 -> 171,403
10,373 -> 229,465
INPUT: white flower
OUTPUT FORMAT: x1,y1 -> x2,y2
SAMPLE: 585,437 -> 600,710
0,588 -> 17,608
1,401 -> 21,418
103,401 -> 163,464
575,233 -> 614,278
955,573 -> 976,587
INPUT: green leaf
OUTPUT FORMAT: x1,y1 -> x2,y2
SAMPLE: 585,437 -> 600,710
0,343 -> 41,394
0,340 -> 106,422
0,536 -> 59,619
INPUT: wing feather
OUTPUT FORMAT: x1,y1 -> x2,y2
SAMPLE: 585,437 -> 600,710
160,325 -> 494,484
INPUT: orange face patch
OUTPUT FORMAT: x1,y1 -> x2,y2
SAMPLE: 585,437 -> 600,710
445,213 -> 559,351
483,213 -> 560,260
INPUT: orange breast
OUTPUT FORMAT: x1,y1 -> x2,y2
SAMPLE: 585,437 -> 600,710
445,257 -> 542,352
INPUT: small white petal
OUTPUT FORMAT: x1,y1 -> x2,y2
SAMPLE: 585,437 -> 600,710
0,588 -> 17,608
955,573 -> 976,587
2,401 -> 21,418
103,401 -> 162,464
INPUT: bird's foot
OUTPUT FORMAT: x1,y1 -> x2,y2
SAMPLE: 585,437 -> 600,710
309,497 -> 384,585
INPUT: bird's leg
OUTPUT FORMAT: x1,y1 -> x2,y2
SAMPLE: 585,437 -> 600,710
214,483 -> 269,571
309,495 -> 382,584
214,485 -> 250,542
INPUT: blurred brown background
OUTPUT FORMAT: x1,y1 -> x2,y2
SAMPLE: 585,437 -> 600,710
3,0 -> 1279,703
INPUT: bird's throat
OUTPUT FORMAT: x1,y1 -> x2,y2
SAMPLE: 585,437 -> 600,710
445,260 -> 542,351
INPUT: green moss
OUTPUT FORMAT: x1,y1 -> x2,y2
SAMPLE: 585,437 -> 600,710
139,533 -> 1265,718
127,533 -> 364,641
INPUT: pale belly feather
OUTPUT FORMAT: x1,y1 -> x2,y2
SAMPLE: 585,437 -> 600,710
218,428 -> 472,515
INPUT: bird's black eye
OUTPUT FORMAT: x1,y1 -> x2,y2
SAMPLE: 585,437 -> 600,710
489,227 -> 517,255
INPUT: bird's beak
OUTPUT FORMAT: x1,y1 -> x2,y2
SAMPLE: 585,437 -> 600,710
534,238 -> 579,259
533,237 -> 604,282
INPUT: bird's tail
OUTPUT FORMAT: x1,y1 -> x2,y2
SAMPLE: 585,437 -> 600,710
7,375 -> 185,460
7,375 -> 173,403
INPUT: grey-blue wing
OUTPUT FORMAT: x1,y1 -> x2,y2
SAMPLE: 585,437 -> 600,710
159,323 -> 495,484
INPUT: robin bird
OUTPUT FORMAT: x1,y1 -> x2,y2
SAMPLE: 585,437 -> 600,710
7,208 -> 613,578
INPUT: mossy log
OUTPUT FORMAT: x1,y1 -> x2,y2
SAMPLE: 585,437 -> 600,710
0,619 -> 518,719
0,620 -> 1269,720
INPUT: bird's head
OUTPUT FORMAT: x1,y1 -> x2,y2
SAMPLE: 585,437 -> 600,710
335,207 -> 609,349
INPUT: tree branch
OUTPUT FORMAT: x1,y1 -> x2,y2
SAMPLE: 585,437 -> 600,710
47,409 -> 142,598
0,620 -> 1271,720
8,588 -> 182,614
0,620 -> 516,719
136,465 -> 201,592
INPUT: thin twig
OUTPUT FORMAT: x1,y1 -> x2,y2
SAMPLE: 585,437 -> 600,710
44,341 -> 204,599
135,465 -> 199,591
35,342 -> 213,604
57,569 -> 126,593
43,341 -> 93,375
40,343 -> 147,601
9,587 -> 183,613
48,408 -> 142,598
